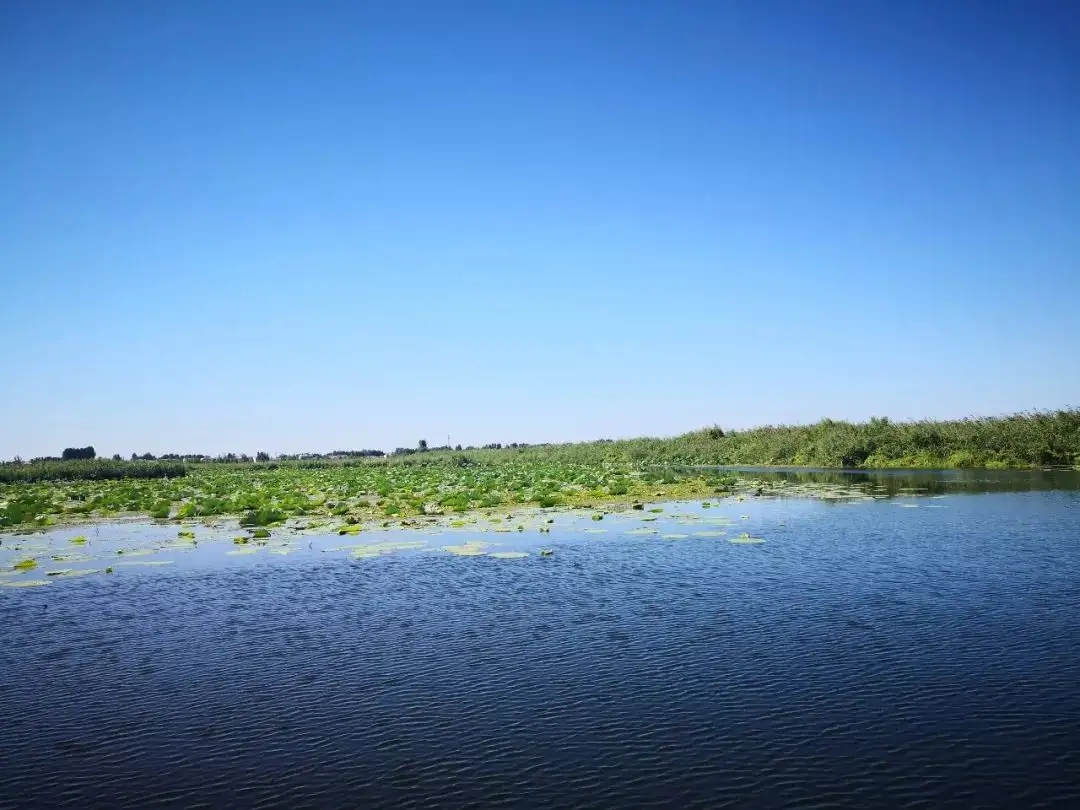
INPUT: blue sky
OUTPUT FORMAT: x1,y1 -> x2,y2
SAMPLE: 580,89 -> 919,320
2,0 -> 1078,458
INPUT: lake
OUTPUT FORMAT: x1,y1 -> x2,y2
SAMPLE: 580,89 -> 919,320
2,470 -> 1079,808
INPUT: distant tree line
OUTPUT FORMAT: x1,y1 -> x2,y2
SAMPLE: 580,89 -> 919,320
62,446 -> 96,460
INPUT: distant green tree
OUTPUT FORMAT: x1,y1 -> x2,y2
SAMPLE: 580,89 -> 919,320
418,439 -> 428,452
62,446 -> 96,460
112,453 -> 122,461
256,451 -> 271,462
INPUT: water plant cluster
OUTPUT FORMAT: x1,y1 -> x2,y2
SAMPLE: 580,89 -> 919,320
2,410 -> 1076,531
0,454 -> 739,530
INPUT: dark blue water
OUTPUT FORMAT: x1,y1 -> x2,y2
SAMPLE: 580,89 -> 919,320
2,490 -> 1079,809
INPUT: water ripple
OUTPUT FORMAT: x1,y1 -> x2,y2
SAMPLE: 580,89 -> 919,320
2,493 -> 1079,808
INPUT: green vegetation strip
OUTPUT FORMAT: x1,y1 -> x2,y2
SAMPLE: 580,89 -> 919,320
1,410 -> 1076,532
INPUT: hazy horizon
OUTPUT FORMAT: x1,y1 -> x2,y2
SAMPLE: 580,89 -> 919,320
3,1 -> 1078,460
5,406 -> 1077,462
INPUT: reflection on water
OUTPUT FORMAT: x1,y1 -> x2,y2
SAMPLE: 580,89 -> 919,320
1,481 -> 1079,808
711,465 -> 1080,495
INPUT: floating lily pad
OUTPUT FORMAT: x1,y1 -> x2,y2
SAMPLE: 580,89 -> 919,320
442,541 -> 488,556
12,559 -> 37,572
729,533 -> 765,544
45,568 -> 102,578
352,541 -> 426,558
70,535 -> 88,545
0,579 -> 52,588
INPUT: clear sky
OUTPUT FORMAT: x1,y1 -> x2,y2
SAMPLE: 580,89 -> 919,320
2,0 -> 1078,459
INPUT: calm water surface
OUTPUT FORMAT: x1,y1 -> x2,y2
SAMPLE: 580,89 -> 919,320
2,473 -> 1079,809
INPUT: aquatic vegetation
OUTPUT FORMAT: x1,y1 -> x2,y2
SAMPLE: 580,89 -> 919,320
251,529 -> 271,539
346,541 -> 426,559
70,535 -> 87,545
0,579 -> 52,587
539,549 -> 554,556
150,501 -> 172,519
13,558 -> 37,571
488,551 -> 528,559
442,541 -> 488,556
239,508 -> 285,527
178,530 -> 195,539
591,514 -> 604,521
626,528 -> 657,535
729,533 -> 765,544
6,410 -> 1073,537
45,568 -> 102,578
233,536 -> 249,544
